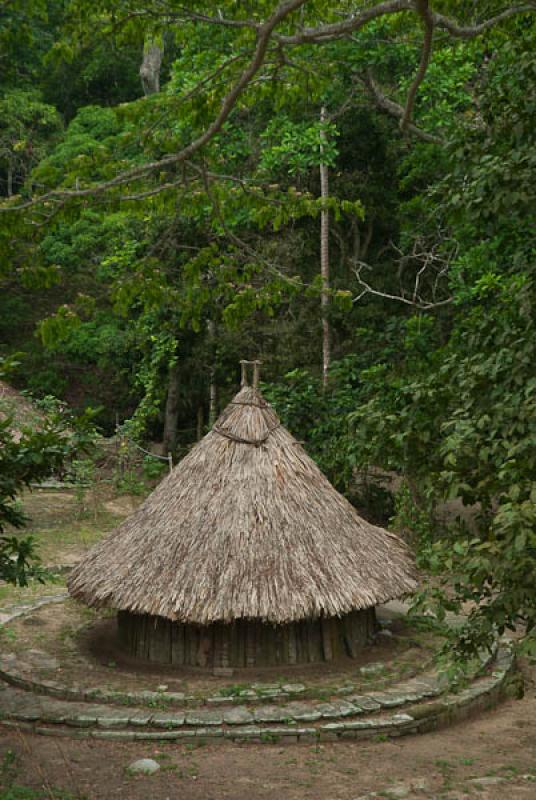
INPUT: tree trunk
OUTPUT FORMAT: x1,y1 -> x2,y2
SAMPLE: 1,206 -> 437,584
140,37 -> 164,96
360,218 -> 374,261
7,164 -> 13,197
319,107 -> 331,389
163,362 -> 180,453
209,376 -> 217,427
196,405 -> 204,440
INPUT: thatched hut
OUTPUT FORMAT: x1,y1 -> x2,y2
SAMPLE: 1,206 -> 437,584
68,361 -> 417,669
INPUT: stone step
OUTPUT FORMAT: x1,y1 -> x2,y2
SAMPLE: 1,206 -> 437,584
1,714 -> 419,743
0,646 -> 517,744
0,595 -> 517,745
0,646 -> 453,711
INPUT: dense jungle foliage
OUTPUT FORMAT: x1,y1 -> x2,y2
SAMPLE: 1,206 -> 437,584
1,1 -> 535,664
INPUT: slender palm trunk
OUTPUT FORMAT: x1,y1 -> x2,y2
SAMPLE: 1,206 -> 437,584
163,361 -> 180,453
196,405 -> 204,440
319,106 -> 331,389
207,319 -> 218,426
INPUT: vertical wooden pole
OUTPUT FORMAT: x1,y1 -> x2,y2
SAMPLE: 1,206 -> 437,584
252,360 -> 261,389
240,360 -> 248,388
321,618 -> 333,661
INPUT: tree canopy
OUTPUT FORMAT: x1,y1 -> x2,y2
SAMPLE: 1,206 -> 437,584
1,0 -> 535,661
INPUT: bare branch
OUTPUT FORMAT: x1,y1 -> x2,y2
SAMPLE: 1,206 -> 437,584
363,73 -> 444,145
400,0 -> 434,133
352,234 -> 456,309
353,267 -> 453,308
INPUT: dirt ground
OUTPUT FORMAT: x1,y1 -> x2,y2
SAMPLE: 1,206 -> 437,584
0,661 -> 534,800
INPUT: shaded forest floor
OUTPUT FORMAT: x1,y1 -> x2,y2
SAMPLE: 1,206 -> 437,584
0,489 -> 534,800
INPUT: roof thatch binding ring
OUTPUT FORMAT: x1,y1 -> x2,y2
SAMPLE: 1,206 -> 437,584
230,400 -> 268,409
213,419 -> 280,446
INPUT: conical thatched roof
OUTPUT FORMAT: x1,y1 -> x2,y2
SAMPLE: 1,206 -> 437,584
68,368 -> 417,624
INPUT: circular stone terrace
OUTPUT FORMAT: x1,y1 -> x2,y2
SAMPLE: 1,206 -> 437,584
0,594 -> 519,744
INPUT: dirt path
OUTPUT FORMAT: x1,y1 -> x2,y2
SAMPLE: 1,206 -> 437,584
1,663 -> 534,800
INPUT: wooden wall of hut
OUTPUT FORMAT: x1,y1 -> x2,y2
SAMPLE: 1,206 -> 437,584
117,609 -> 377,668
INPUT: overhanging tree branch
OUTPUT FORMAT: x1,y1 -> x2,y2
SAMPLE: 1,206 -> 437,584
0,0 -> 308,214
167,6 -> 259,29
197,162 -> 306,289
110,3 -> 259,32
277,1 -> 535,44
400,0 -> 434,133
277,0 -> 414,44
2,0 -> 534,213
362,72 -> 444,145
431,3 -> 536,39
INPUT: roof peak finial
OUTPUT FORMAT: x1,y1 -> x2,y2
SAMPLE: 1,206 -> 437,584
240,359 -> 262,389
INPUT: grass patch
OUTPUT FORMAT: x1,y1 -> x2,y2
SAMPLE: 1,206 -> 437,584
216,684 -> 251,698
0,578 -> 66,608
0,789 -> 87,800
22,516 -> 120,565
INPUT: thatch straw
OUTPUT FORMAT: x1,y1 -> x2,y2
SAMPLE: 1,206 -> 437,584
0,380 -> 45,442
68,382 -> 417,624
